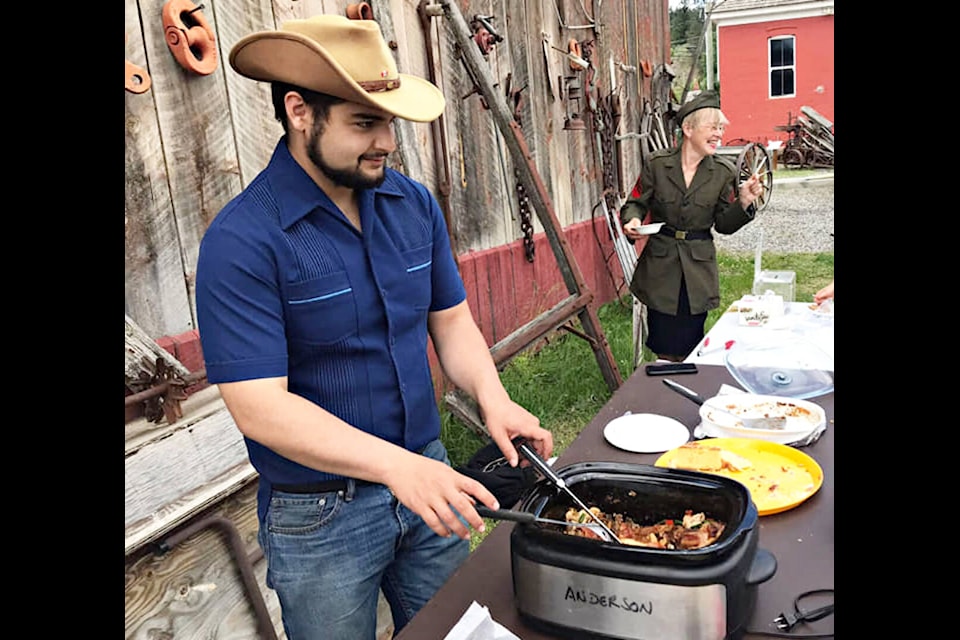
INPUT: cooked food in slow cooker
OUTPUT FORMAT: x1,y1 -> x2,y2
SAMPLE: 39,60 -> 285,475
564,506 -> 725,549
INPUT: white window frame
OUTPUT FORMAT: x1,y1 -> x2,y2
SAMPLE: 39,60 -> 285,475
769,35 -> 796,98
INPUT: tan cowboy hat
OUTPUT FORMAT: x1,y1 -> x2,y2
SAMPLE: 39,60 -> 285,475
229,15 -> 445,123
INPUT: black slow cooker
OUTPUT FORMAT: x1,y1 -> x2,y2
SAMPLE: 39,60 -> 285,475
508,462 -> 777,640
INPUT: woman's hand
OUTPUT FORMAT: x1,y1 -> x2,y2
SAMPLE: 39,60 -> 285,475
738,173 -> 763,209
623,217 -> 644,241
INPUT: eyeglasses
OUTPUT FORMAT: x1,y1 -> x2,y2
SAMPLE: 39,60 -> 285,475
700,123 -> 726,133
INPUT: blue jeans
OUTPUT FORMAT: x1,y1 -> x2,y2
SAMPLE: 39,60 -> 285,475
258,439 -> 470,639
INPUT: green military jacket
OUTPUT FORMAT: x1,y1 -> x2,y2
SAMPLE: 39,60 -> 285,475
620,146 -> 755,315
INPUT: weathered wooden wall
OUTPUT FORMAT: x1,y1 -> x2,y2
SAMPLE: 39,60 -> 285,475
125,0 -> 669,340
125,0 -> 670,637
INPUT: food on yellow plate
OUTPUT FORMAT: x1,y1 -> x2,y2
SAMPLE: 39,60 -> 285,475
564,506 -> 725,549
660,441 -> 820,515
719,449 -> 753,471
667,443 -> 753,472
669,442 -> 724,470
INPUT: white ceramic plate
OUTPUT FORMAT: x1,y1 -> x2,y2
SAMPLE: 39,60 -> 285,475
603,413 -> 690,453
698,395 -> 825,445
634,222 -> 665,235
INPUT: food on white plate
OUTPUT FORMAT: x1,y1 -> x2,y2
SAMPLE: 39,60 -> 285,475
707,398 -> 819,430
564,506 -> 725,549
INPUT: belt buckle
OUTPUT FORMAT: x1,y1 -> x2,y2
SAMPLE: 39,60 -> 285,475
674,229 -> 687,239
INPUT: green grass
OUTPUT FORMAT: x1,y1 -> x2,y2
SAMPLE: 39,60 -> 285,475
440,250 -> 833,549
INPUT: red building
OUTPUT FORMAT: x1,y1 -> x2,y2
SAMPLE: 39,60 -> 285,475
706,0 -> 834,146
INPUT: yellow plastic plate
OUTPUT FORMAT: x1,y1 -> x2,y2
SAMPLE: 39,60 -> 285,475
655,438 -> 823,516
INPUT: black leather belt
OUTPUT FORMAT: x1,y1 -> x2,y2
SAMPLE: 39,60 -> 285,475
273,478 -> 372,494
658,225 -> 712,240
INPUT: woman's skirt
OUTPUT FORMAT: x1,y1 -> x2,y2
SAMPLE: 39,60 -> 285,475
645,276 -> 707,358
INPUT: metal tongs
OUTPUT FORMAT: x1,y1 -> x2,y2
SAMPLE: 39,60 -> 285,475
475,505 -> 617,542
514,439 -> 624,545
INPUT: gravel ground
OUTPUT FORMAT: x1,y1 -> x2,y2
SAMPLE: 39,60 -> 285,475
712,174 -> 834,255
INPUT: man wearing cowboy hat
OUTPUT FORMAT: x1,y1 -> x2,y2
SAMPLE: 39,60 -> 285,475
195,15 -> 553,639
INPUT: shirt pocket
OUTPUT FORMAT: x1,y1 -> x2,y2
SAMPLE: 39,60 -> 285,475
285,271 -> 358,346
693,185 -> 724,209
689,241 -> 716,263
402,246 -> 433,310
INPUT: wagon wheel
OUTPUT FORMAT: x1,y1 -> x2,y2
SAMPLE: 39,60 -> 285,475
780,147 -> 805,169
735,142 -> 773,212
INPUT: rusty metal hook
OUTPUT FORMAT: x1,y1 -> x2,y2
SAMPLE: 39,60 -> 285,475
125,35 -> 152,93
346,3 -> 374,20
126,59 -> 152,93
162,0 -> 218,76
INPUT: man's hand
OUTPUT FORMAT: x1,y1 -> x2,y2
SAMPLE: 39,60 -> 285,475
482,400 -> 553,469
386,454 -> 499,540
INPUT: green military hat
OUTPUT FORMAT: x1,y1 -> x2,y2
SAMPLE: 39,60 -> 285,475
675,91 -> 721,125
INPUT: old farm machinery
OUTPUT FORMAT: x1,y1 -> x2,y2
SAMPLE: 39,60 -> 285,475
775,106 -> 834,169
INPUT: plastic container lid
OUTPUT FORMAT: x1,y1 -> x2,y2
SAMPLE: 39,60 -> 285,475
723,337 -> 834,399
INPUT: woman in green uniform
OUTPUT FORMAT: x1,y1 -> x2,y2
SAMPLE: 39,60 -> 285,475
620,91 -> 765,362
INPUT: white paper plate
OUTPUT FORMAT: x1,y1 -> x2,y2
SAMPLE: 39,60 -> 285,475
603,413 -> 690,453
634,222 -> 665,235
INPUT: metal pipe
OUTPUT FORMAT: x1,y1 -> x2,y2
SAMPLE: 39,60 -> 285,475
124,369 -> 208,406
157,514 -> 278,640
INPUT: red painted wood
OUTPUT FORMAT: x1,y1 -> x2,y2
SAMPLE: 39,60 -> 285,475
717,15 -> 834,146
509,241 -> 537,333
458,255 -> 482,337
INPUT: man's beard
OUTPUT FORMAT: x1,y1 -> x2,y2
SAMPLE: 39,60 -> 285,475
306,120 -> 387,190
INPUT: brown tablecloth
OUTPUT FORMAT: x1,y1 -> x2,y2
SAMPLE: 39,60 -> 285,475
396,364 -> 834,639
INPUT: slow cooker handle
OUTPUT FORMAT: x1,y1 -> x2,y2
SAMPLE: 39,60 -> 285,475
746,548 -> 778,586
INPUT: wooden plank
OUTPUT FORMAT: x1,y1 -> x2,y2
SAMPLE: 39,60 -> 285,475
530,231 -> 566,312
377,0 -> 432,185
125,313 -> 191,382
126,384 -> 225,455
140,0 -> 244,329
125,0 -> 195,339
125,405 -> 255,555
458,253 -> 484,337
217,0 -> 285,188
276,0 -> 333,24
474,250 -> 497,346
490,244 -> 516,342
801,105 -> 833,131
124,481 -> 285,639
509,240 -> 538,330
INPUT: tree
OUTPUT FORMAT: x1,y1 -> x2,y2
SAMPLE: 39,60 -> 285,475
669,1 -> 712,100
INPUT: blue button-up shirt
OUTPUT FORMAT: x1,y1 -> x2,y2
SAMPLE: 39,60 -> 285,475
196,138 -> 466,513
